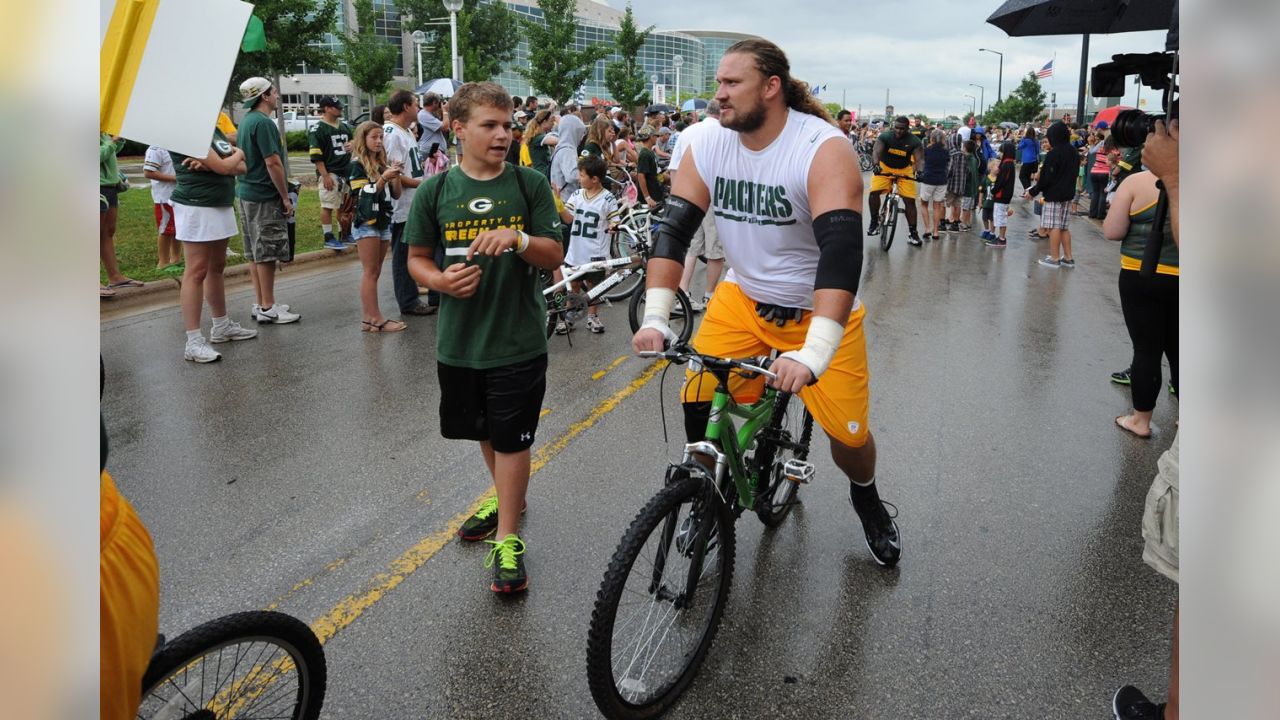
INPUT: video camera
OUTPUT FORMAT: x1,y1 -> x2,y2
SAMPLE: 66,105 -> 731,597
1090,4 -> 1179,148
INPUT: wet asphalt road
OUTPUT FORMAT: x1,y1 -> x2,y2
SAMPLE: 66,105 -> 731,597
102,196 -> 1178,719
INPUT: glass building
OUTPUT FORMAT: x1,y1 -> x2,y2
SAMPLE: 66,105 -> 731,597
281,0 -> 759,114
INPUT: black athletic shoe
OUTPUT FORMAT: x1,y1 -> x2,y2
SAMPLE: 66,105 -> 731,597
850,490 -> 901,567
484,534 -> 529,594
907,231 -> 922,246
1112,685 -> 1165,720
867,223 -> 880,236
1111,368 -> 1132,386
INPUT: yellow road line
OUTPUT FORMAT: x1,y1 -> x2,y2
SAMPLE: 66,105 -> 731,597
265,559 -> 346,612
591,355 -> 630,381
304,359 -> 668,646
539,407 -> 552,418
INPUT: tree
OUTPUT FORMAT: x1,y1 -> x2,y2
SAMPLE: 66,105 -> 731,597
227,0 -> 340,106
982,72 -> 1047,124
344,0 -> 400,108
823,102 -> 843,117
603,3 -> 653,110
518,0 -> 610,103
409,0 -> 519,83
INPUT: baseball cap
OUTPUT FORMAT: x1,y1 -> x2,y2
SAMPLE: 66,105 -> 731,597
239,77 -> 272,109
658,126 -> 671,135
1095,120 -> 1110,129
318,95 -> 343,109
973,125 -> 986,135
514,110 -> 528,122
636,127 -> 653,140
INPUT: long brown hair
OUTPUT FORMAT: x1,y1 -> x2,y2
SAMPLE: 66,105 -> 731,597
725,38 -> 833,125
351,121 -> 388,179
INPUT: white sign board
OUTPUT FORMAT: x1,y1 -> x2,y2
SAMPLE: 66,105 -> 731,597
101,0 -> 254,158
653,84 -> 666,105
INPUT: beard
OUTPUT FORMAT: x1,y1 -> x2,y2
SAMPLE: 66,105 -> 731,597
720,99 -> 767,133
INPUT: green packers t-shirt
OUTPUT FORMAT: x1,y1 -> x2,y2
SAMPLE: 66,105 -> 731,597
529,134 -> 552,177
404,164 -> 562,369
169,129 -> 236,208
308,119 -> 353,177
236,110 -> 284,202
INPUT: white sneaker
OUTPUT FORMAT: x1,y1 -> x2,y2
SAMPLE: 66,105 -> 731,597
251,302 -> 290,316
587,315 -> 604,334
210,319 -> 258,344
688,298 -> 705,313
253,304 -> 300,324
184,336 -> 222,363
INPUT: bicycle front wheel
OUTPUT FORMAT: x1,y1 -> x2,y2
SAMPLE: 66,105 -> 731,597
627,287 -> 694,345
880,195 -> 898,251
754,394 -> 815,527
138,610 -> 326,720
587,473 -> 736,719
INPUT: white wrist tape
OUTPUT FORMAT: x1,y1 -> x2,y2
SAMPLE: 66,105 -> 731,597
514,230 -> 530,254
779,315 -> 844,379
640,288 -> 680,342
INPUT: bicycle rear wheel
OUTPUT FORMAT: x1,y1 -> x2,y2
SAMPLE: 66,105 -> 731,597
880,194 -> 899,251
754,394 -> 815,527
587,472 -> 736,719
627,287 -> 694,345
138,610 -> 326,720
604,233 -> 646,302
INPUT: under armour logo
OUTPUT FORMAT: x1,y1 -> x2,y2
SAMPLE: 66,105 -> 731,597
520,432 -> 532,442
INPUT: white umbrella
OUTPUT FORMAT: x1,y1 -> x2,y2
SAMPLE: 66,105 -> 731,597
414,78 -> 462,98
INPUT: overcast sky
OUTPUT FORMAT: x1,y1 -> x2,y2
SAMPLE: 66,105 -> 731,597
606,0 -> 1170,118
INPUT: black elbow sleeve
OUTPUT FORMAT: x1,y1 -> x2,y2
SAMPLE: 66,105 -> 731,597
651,195 -> 706,263
813,209 -> 863,294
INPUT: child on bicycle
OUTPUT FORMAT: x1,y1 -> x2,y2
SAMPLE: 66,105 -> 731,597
557,155 -> 621,334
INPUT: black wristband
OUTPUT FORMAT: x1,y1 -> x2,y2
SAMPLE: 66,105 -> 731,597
651,194 -> 706,264
813,209 -> 863,294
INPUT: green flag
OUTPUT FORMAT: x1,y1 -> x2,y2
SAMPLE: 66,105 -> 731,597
241,14 -> 266,52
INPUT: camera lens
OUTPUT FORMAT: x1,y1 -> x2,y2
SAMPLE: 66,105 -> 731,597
1112,109 -> 1165,149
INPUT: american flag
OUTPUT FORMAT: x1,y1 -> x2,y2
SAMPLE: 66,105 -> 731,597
1036,60 -> 1054,79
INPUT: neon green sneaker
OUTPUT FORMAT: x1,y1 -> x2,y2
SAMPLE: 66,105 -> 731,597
457,497 -> 528,541
484,534 -> 528,594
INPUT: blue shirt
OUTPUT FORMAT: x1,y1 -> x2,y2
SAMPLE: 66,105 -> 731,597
1019,138 -> 1039,164
920,144 -> 950,185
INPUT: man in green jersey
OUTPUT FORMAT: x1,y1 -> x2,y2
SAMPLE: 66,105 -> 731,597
405,82 -> 564,594
309,96 -> 354,250
235,77 -> 300,324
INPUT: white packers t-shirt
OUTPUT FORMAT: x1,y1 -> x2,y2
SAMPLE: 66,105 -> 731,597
689,109 -> 853,310
563,187 -> 621,266
383,121 -> 424,224
143,145 -> 176,204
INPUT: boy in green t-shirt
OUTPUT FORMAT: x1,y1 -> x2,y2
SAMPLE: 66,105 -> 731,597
404,82 -> 564,594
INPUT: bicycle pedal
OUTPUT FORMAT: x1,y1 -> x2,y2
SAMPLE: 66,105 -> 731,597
782,459 -> 815,484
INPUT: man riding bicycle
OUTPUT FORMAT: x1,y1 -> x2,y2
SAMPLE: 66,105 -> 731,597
632,39 -> 901,567
867,115 -> 924,244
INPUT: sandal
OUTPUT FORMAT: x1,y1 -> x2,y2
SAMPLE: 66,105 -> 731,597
1114,415 -> 1152,439
100,285 -> 116,298
362,319 -> 407,333
107,278 -> 144,289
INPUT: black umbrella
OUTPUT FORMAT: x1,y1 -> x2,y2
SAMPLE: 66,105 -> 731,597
986,0 -> 1175,36
645,103 -> 677,115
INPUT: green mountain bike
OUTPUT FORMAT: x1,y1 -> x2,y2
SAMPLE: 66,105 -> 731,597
586,346 -> 815,719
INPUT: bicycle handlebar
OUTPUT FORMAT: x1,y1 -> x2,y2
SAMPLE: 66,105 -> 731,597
639,345 -> 778,382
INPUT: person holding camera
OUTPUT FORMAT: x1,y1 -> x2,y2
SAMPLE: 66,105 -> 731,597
1111,118 -> 1180,720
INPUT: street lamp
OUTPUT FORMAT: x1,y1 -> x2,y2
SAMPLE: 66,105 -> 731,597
979,48 -> 1004,102
671,54 -> 683,108
411,30 -> 426,87
964,94 -> 976,116
442,0 -> 464,82
650,73 -> 658,104
969,83 -> 985,119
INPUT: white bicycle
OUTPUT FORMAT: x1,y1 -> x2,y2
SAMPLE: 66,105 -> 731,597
541,252 -> 694,344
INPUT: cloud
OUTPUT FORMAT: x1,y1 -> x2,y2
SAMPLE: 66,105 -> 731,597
606,0 -> 1169,115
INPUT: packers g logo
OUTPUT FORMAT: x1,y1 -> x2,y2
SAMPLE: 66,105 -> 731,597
468,197 -> 495,213
214,140 -> 232,154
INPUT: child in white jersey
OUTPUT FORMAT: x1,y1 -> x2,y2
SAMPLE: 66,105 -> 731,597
558,155 -> 620,334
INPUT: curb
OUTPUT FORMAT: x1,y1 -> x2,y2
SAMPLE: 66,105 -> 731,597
101,246 -> 360,311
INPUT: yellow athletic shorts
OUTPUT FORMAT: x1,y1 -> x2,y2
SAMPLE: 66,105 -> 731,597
870,163 -> 917,200
101,471 -> 160,720
681,281 -> 871,448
